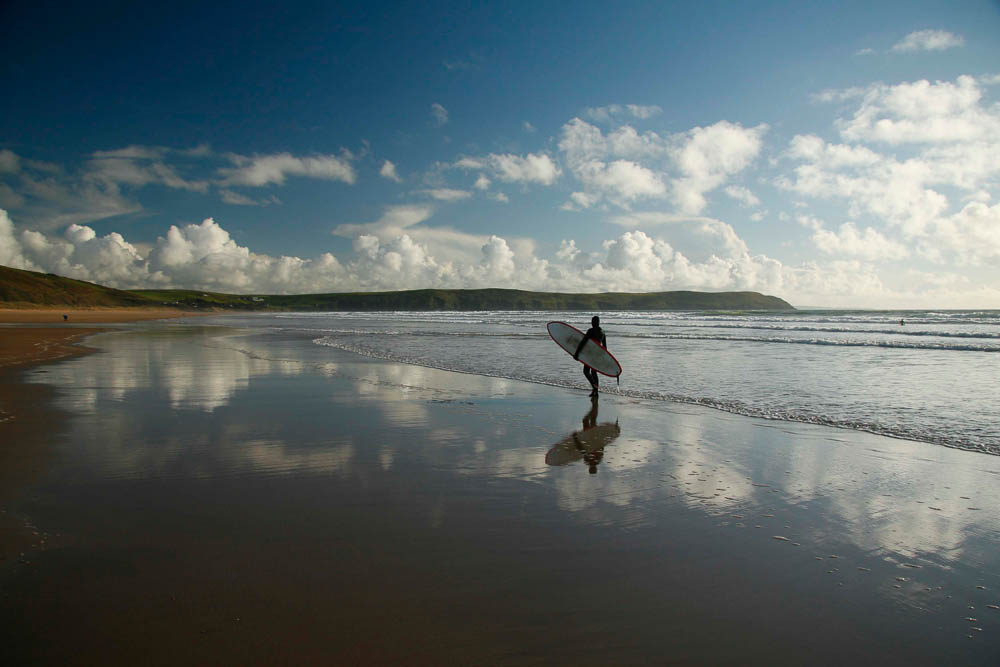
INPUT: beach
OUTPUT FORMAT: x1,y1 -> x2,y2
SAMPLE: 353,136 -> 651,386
1,318 -> 999,665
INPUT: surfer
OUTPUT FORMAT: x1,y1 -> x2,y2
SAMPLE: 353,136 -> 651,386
573,315 -> 607,397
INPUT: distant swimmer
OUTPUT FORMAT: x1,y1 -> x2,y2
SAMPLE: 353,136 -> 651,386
573,315 -> 607,398
900,318 -> 905,326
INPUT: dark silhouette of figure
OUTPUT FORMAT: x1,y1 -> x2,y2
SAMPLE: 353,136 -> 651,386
544,397 -> 620,475
579,397 -> 604,474
63,314 -> 68,321
573,315 -> 606,397
900,318 -> 905,326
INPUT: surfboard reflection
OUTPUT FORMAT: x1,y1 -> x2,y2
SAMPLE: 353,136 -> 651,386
545,398 -> 621,474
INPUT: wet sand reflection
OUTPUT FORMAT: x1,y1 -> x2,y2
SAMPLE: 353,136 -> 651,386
545,397 -> 621,474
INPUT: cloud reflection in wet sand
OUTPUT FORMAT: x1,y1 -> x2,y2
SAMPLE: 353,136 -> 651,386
25,326 -> 1000,642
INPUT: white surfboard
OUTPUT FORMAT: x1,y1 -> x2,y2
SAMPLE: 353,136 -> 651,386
547,321 -> 622,378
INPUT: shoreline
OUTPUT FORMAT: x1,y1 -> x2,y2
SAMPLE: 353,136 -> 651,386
0,307 -> 202,324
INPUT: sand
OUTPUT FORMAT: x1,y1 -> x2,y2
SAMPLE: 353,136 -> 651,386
2,323 -> 999,665
0,307 -> 197,324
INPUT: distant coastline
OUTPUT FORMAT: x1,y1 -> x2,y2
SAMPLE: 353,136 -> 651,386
1,265 -> 794,311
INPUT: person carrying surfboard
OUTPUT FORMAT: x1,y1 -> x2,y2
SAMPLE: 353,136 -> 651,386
573,316 -> 607,397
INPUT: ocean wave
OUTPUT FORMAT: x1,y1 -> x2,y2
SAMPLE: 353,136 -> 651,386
672,323 -> 1000,339
605,331 -> 1000,352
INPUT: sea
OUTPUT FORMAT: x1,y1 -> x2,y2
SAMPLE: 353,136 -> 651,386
201,309 -> 999,457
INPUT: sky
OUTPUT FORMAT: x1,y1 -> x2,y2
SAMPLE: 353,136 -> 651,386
2,0 -> 1000,308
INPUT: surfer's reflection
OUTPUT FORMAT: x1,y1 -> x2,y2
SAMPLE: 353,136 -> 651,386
545,397 -> 621,474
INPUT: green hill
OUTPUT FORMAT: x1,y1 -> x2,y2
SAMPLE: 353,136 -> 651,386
1,265 -> 794,311
0,265 -> 156,308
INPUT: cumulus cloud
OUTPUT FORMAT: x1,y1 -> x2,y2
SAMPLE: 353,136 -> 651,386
380,160 -> 402,182
431,103 -> 449,126
0,209 -> 31,269
4,208 -> 999,307
926,201 -> 1000,264
486,153 -> 560,185
218,151 -> 356,186
838,76 -> 999,145
671,121 -> 768,214
808,219 -> 910,261
891,30 -> 964,53
557,117 -> 765,212
452,152 -> 561,187
779,75 -> 1000,262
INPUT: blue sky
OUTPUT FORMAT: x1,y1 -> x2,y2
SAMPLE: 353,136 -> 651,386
2,1 -> 1000,306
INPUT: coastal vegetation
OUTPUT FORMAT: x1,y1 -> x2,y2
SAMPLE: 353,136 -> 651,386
1,265 -> 794,311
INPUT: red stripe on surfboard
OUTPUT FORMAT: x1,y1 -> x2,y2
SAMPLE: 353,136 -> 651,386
547,321 -> 622,378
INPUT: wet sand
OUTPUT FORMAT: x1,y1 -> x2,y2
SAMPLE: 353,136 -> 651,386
2,324 -> 999,665
0,310 -> 192,575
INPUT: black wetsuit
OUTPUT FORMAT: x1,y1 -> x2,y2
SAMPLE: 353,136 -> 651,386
578,325 -> 606,391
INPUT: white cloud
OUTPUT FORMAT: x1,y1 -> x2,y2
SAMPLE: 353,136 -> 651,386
3,208 -> 999,308
431,103 -> 449,126
0,146 -> 367,232
523,121 -> 536,133
891,30 -> 964,53
809,220 -> 910,260
0,209 -> 31,269
486,152 -> 561,185
380,160 -> 402,182
724,185 -> 761,208
560,191 -> 599,211
573,159 -> 666,205
450,152 -> 560,188
586,104 -> 663,122
779,76 -> 1000,261
418,188 -> 472,201
811,87 -> 866,104
87,147 -> 210,192
558,117 -> 764,212
0,149 -> 21,174
333,204 -> 434,238
671,121 -> 768,214
218,151 -> 356,186
926,200 -> 1000,264
453,157 -> 484,170
838,76 -> 999,145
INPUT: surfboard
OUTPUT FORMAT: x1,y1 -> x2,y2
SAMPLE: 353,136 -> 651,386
546,321 -> 622,378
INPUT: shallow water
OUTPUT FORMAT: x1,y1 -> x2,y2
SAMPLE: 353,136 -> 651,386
200,310 -> 1000,456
